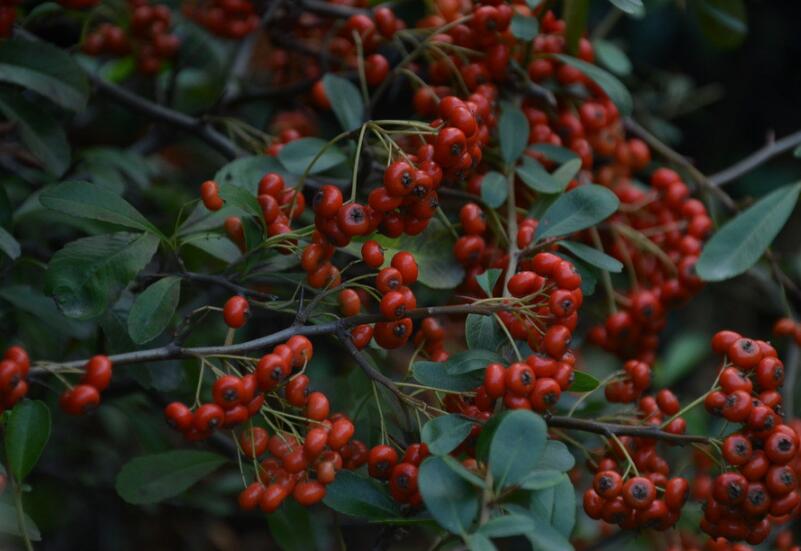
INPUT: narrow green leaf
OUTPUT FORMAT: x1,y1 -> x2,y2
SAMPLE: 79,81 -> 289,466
696,182 -> 801,281
0,226 -> 20,260
499,102 -> 529,165
127,276 -> 181,344
419,456 -> 481,534
593,40 -> 632,76
214,155 -> 286,193
529,144 -> 579,164
218,182 -> 264,220
0,38 -> 90,112
422,414 -> 475,455
696,0 -> 747,49
445,349 -> 505,375
489,410 -> 547,488
552,159 -> 582,188
5,400 -> 51,481
558,240 -> 622,272
323,471 -> 401,520
568,370 -> 599,392
478,513 -> 536,538
278,137 -> 347,175
536,441 -> 576,472
510,13 -> 539,41
535,185 -> 620,241
115,450 -> 227,504
413,360 -> 483,392
549,54 -> 633,115
45,232 -> 160,320
0,89 -> 69,177
519,470 -> 565,490
480,171 -> 508,208
0,285 -> 93,338
40,181 -> 161,235
466,533 -> 496,551
322,74 -> 364,131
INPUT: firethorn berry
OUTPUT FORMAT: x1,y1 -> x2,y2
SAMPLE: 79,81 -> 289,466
722,434 -> 753,466
376,267 -> 403,294
505,363 -> 535,395
380,291 -> 406,320
664,478 -> 689,511
213,375 -> 244,409
727,338 -> 762,369
4,346 -> 29,377
305,392 -> 330,421
192,403 -> 224,432
223,296 -> 249,328
655,389 -> 680,416
338,289 -> 361,317
0,361 -> 20,393
350,324 -> 373,349
765,430 -> 798,464
529,378 -> 561,411
328,419 -> 355,450
593,470 -> 622,499
711,330 -> 741,354
260,483 -> 288,513
361,240 -> 385,268
285,375 -> 310,407
239,427 -> 269,459
623,477 -> 656,510
293,481 -> 326,506
287,335 -> 313,369
483,363 -> 506,398
200,180 -> 223,211
368,445 -> 398,479
60,384 -> 101,416
238,482 -> 265,511
391,252 -> 418,285
164,402 -> 193,431
542,325 -> 571,358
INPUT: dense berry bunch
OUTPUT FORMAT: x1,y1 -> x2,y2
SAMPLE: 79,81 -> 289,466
58,355 -> 113,416
0,346 -> 30,412
81,0 -> 180,74
182,0 -> 259,39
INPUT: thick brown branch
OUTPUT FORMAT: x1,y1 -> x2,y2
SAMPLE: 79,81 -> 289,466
546,414 -> 710,446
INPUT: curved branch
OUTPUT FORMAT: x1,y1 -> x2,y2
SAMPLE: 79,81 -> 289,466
709,129 -> 801,187
546,414 -> 710,446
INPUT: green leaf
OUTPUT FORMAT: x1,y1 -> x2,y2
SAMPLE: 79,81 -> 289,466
563,0 -> 589,54
127,276 -> 181,344
422,414 -> 475,455
519,470 -> 566,490
266,500 -> 319,551
278,137 -> 347,175
530,476 -> 576,539
549,54 -> 633,116
558,240 -> 622,272
412,360 -> 484,392
445,349 -> 505,375
568,370 -> 599,392
696,182 -> 801,281
79,147 -> 154,192
0,226 -> 20,260
322,74 -> 364,131
465,314 -> 504,352
441,455 -> 486,488
793,145 -> 801,158
653,333 -> 709,388
536,441 -> 576,472
419,456 -> 481,534
0,88 -> 69,177
466,533 -> 497,551
499,102 -> 529,165
480,171 -> 508,209
529,144 -> 579,164
478,513 -> 536,538
323,471 -> 401,520
0,284 -> 93,338
214,155 -> 286,193
516,157 -> 564,194
510,13 -> 539,41
115,450 -> 227,504
218,182 -> 264,220
535,185 -> 619,241
181,232 -> 241,263
39,181 -> 161,235
552,159 -> 582,189
0,503 -> 41,541
593,40 -> 632,76
607,0 -> 645,16
45,232 -> 160,320
696,0 -> 747,49
0,38 -> 90,112
489,410 -> 547,488
5,400 -> 51,481
475,268 -> 502,297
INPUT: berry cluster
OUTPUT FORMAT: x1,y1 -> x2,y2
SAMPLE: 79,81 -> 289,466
81,0 -> 180,74
59,355 -> 113,416
0,346 -> 30,412
367,442 -> 429,507
697,331 -> 799,544
183,0 -> 259,39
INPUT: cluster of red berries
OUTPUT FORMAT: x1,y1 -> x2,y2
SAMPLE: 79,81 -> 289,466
479,352 -> 573,413
0,346 -> 30,412
264,127 -> 303,157
183,0 -> 259,39
81,0 -> 180,75
367,442 -> 429,507
412,317 -> 449,362
696,331 -> 799,544
58,355 -> 113,416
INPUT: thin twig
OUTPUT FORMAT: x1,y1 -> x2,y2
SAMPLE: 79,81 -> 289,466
708,129 -> 801,187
